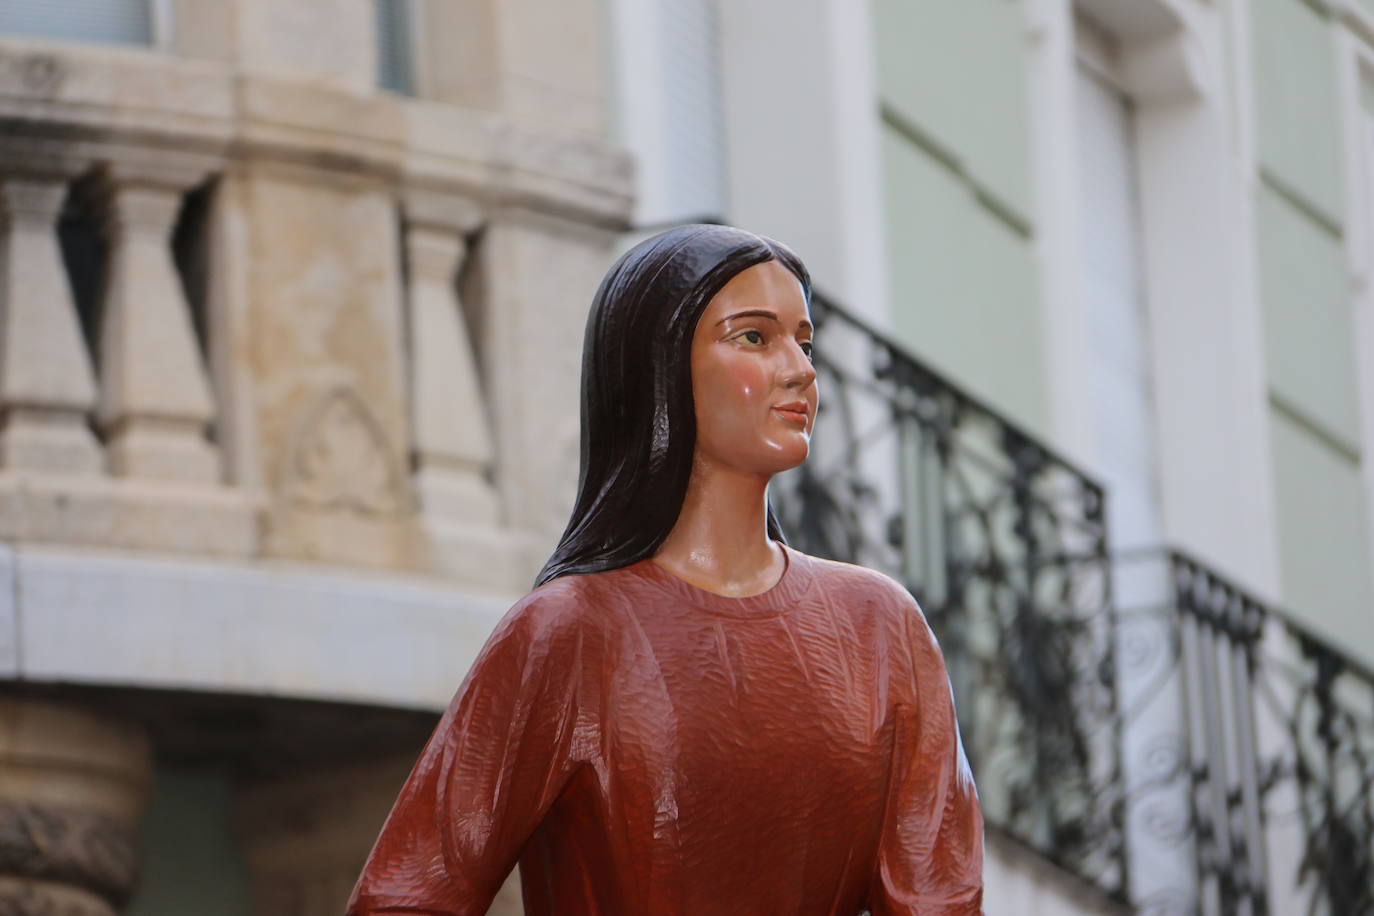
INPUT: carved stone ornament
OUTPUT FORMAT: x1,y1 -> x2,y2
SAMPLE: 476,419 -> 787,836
0,50 -> 68,98
0,879 -> 115,916
284,387 -> 406,516
0,800 -> 138,909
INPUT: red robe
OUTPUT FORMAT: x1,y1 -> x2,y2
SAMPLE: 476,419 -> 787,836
349,546 -> 984,915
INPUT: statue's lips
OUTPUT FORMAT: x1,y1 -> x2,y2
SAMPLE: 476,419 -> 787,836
771,404 -> 809,426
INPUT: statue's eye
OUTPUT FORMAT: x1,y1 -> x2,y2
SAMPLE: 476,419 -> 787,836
740,330 -> 764,346
801,341 -> 814,360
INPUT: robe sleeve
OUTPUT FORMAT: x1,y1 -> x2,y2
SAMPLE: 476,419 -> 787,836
868,596 -> 985,915
347,594 -> 585,916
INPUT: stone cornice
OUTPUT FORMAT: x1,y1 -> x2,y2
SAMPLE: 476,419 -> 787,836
0,37 -> 632,228
0,544 -> 521,711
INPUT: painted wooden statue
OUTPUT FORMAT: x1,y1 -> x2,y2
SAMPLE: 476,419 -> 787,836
347,225 -> 984,915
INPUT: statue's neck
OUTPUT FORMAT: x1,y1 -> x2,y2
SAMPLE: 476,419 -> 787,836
651,458 -> 781,598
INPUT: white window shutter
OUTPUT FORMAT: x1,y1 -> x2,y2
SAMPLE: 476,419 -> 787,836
658,0 -> 727,221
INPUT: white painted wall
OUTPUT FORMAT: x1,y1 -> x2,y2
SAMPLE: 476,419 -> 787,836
716,0 -> 889,321
1027,0 -> 1099,470
1074,30 -> 1166,554
1026,0 -> 1283,911
1033,0 -> 1280,596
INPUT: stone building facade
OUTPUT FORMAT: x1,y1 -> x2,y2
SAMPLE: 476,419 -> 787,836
0,1 -> 628,913
6,1 -> 1372,915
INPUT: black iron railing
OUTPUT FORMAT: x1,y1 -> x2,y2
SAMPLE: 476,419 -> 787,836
771,294 -> 1126,898
774,294 -> 1374,915
1168,553 -> 1374,916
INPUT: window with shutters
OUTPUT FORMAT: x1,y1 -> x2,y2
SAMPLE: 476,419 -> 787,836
611,0 -> 727,226
375,0 -> 417,96
657,0 -> 727,222
0,0 -> 154,46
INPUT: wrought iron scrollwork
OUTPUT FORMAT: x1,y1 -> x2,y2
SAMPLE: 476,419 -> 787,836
772,293 -> 1374,915
1171,553 -> 1374,916
771,294 -> 1126,900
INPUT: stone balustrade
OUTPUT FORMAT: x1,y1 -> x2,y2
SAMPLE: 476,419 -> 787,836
0,37 -> 632,593
96,162 -> 222,485
0,171 -> 103,476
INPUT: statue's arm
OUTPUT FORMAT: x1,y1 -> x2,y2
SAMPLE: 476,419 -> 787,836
346,595 -> 585,916
867,597 -> 985,916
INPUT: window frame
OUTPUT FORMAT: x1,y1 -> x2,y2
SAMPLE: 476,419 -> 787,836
375,0 -> 422,97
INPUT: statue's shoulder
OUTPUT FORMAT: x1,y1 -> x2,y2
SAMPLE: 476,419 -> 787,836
794,550 -> 918,613
499,564 -> 641,639
792,551 -> 944,663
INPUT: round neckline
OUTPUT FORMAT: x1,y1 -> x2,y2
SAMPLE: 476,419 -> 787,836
636,542 -> 814,618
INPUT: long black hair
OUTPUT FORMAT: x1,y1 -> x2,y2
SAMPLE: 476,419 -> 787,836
535,224 -> 812,587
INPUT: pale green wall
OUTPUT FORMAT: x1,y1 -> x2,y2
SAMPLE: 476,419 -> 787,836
1253,0 -> 1344,223
126,767 -> 252,916
1256,184 -> 1360,448
873,0 -> 1044,435
871,0 -> 1374,655
873,0 -> 1033,221
1253,0 -> 1374,657
1270,409 -> 1374,658
881,129 -> 1045,431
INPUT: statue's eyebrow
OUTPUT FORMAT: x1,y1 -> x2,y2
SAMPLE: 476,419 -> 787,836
715,309 -> 813,332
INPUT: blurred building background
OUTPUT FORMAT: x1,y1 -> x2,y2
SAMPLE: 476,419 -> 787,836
0,0 -> 1369,915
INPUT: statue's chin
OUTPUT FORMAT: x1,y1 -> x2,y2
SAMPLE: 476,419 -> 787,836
765,440 -> 811,476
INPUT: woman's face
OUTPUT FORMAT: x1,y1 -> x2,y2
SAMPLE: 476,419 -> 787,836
689,260 -> 817,477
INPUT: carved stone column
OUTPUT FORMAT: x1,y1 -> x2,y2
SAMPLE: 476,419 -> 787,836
0,174 -> 103,475
402,192 -> 499,527
398,190 -> 529,587
0,698 -> 152,916
96,168 -> 220,484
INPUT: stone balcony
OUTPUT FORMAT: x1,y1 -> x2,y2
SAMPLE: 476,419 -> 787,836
0,34 -> 631,710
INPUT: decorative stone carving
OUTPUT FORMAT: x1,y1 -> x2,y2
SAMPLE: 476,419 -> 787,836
0,49 -> 68,98
96,170 -> 221,484
0,700 -> 150,916
284,387 -> 405,516
0,877 -> 114,916
0,176 -> 102,474
0,802 -> 137,904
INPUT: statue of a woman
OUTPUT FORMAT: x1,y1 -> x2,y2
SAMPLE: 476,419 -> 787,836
347,225 -> 984,915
